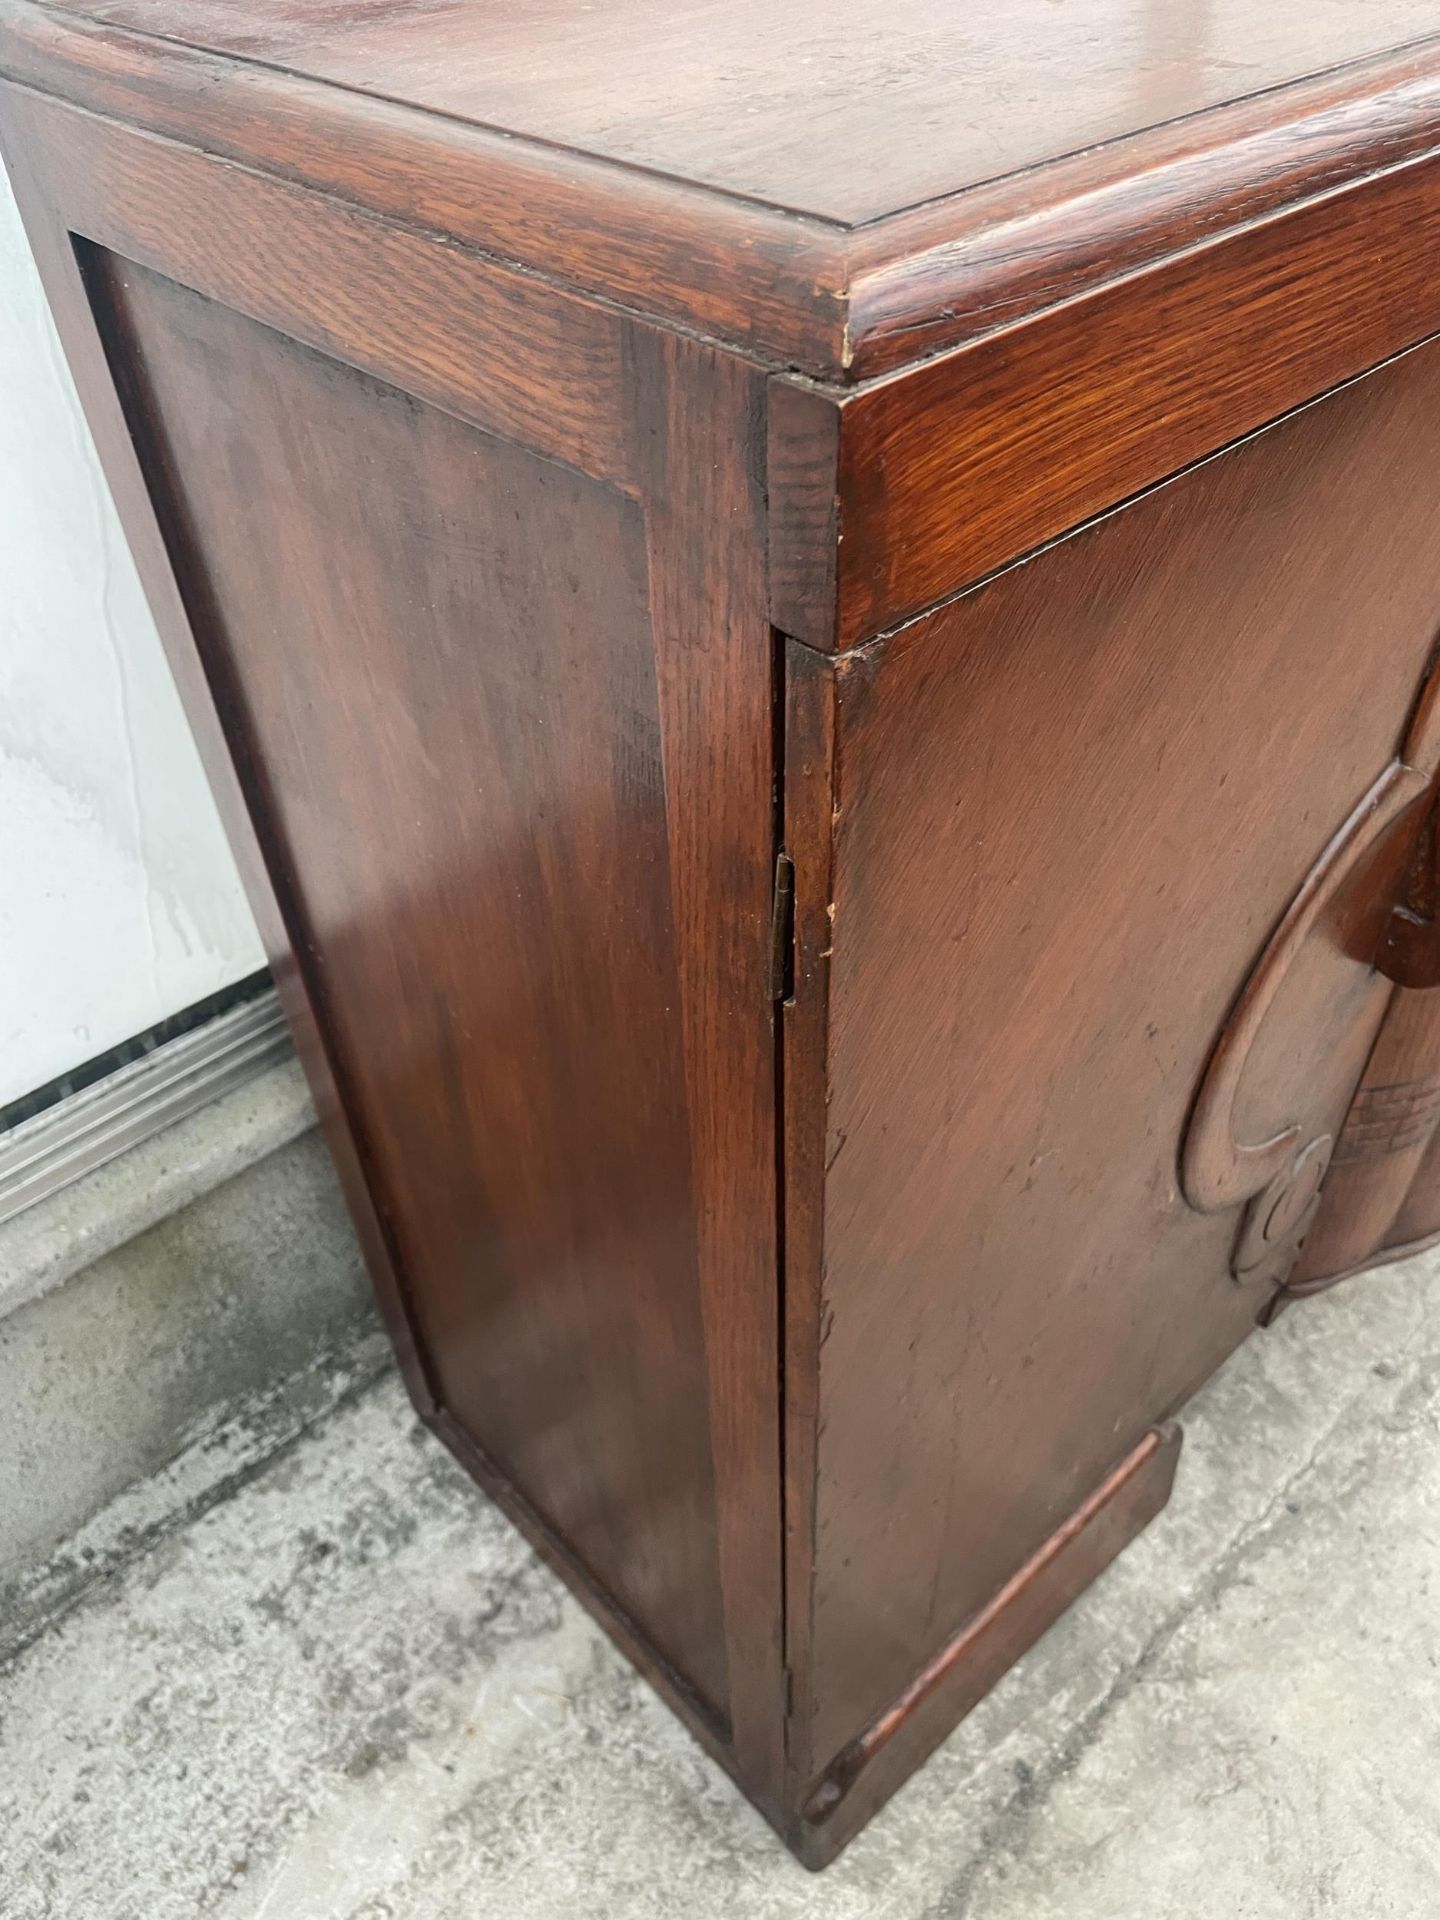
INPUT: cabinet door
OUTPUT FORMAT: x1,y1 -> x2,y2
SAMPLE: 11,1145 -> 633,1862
784,338 -> 1440,1777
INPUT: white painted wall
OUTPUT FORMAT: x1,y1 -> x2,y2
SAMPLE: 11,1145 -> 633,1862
0,169 -> 265,1110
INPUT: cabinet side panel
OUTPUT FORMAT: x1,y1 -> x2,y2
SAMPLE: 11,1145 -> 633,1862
89,253 -> 731,1715
805,340 -> 1440,1771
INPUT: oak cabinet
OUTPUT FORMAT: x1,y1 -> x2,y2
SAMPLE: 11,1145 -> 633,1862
7,0 -> 1440,1865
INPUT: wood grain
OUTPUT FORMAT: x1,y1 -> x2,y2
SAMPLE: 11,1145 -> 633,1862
0,81 -> 436,1418
13,0 -> 1440,1867
5,87 -> 638,489
28,0 -> 1440,226
773,148 -> 1440,646
3,86 -> 785,1826
1289,789 -> 1440,1292
784,340 -> 1440,1777
91,256 -> 734,1710
622,320 -> 786,1803
1293,990 -> 1440,1289
778,641 -> 839,1790
7,2 -> 1440,379
841,40 -> 1440,377
0,2 -> 847,373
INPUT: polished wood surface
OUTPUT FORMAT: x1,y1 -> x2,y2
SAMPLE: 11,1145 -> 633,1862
6,87 -> 638,486
23,0 -> 1440,224
9,0 -> 1440,1871
92,256 -> 737,1707
1,77 -> 785,1819
771,149 -> 1440,646
4,1 -> 1440,378
783,340 -> 1440,1788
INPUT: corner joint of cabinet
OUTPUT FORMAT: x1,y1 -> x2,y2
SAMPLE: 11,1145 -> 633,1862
767,373 -> 845,651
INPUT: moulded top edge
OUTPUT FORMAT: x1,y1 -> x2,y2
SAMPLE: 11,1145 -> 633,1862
3,0 -> 1440,382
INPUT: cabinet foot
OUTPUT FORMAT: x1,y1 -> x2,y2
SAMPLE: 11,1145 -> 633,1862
788,1423 -> 1182,1869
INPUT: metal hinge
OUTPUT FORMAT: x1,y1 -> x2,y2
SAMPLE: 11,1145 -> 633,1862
769,851 -> 796,1002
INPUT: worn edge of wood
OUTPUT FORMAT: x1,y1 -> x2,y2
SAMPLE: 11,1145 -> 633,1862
1288,1222 -> 1440,1296
5,0 -> 1440,381
788,1424 -> 1183,1870
41,82 -> 1440,659
841,37 -> 1440,378
777,641 -> 839,1797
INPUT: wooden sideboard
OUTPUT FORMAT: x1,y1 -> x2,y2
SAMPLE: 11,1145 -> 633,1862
7,0 -> 1440,1864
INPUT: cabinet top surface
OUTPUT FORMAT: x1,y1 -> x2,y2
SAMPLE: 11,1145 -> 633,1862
5,0 -> 1440,378
24,0 -> 1440,224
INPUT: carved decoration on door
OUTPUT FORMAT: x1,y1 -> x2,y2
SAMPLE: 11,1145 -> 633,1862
1182,651 -> 1440,1300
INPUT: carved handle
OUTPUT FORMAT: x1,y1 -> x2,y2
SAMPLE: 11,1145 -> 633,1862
1182,652 -> 1440,1289
1181,761 -> 1426,1215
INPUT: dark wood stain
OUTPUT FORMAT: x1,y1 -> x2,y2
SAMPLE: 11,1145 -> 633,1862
27,0 -> 1440,226
786,343 -> 1440,1782
10,0 -> 1440,1870
793,1426 -> 1182,1867
10,87 -> 638,486
2,92 -> 786,1832
773,149 -> 1440,647
91,256 -> 736,1710
6,2 -> 1440,378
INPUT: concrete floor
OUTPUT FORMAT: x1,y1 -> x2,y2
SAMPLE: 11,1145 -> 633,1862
5,1251 -> 1440,1919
